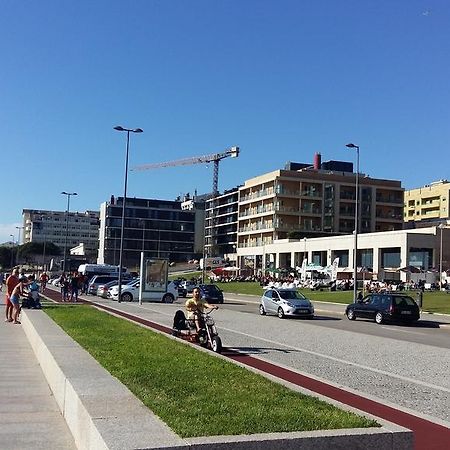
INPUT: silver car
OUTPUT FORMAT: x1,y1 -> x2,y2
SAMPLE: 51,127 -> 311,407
96,280 -> 118,298
259,288 -> 314,319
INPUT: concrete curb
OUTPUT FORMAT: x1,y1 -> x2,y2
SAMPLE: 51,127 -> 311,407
21,308 -> 413,450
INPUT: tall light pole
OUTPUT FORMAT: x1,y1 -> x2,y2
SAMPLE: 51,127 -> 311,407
114,125 -> 143,303
61,191 -> 77,273
346,143 -> 360,302
41,215 -> 47,272
15,226 -> 24,265
439,223 -> 444,290
9,234 -> 14,268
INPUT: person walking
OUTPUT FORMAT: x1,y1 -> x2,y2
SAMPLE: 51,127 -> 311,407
0,272 -> 4,291
69,272 -> 80,302
5,268 -> 20,322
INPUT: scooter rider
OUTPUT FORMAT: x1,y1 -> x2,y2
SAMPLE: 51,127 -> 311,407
185,287 -> 218,332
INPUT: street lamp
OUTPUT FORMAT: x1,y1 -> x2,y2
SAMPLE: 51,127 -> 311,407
9,234 -> 14,268
40,215 -> 48,271
439,223 -> 445,290
346,143 -> 360,302
15,226 -> 24,265
114,125 -> 143,303
61,191 -> 77,273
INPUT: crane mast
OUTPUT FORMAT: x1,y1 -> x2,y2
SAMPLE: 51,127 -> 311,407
131,146 -> 239,196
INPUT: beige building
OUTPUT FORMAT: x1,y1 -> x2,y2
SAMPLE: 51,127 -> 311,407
404,180 -> 450,224
238,161 -> 404,251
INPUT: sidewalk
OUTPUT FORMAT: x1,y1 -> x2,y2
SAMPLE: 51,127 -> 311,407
0,292 -> 76,450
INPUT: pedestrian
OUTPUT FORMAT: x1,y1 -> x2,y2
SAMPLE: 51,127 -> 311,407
5,268 -> 20,323
0,272 -> 4,291
70,272 -> 80,302
10,275 -> 29,324
39,271 -> 48,293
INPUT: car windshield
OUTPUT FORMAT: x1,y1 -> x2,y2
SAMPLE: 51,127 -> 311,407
278,290 -> 305,300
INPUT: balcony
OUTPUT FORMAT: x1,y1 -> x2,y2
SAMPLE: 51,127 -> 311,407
239,205 -> 274,218
240,188 -> 275,203
301,190 -> 322,198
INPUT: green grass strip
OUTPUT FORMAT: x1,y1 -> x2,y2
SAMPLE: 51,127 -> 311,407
45,305 -> 378,438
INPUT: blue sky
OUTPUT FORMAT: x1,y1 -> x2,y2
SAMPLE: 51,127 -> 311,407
1,0 -> 449,243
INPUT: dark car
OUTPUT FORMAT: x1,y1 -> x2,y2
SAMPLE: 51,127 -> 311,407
198,284 -> 224,304
345,293 -> 420,324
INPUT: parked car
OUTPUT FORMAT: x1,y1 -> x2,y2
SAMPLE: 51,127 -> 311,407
345,293 -> 420,324
259,288 -> 314,319
198,284 -> 224,304
96,280 -> 119,298
88,274 -> 131,295
180,280 -> 197,294
108,279 -> 178,303
172,280 -> 188,298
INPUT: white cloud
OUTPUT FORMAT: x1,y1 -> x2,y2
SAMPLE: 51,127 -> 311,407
0,223 -> 23,245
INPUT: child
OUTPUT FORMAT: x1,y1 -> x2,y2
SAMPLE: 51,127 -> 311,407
26,275 -> 42,309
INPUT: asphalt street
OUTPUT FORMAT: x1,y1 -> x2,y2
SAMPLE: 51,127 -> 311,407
86,293 -> 450,427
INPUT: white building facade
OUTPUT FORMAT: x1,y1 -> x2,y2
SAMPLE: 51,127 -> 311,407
237,226 -> 449,282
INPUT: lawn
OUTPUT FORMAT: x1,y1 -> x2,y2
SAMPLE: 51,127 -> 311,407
45,305 -> 378,438
213,281 -> 450,314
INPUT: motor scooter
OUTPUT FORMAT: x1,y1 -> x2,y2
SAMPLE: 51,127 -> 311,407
172,308 -> 222,353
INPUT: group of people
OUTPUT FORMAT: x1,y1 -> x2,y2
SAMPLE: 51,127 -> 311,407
3,269 -> 42,325
57,272 -> 86,302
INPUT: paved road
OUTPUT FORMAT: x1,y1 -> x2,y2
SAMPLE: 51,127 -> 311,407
220,292 -> 450,349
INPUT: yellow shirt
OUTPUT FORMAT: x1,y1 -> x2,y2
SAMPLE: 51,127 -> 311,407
185,297 -> 207,319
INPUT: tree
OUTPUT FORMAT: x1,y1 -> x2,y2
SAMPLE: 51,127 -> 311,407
16,242 -> 61,263
0,247 -> 13,269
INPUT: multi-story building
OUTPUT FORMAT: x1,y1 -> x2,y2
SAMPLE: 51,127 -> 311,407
97,196 -> 200,269
237,154 -> 404,252
22,209 -> 100,256
204,187 -> 239,257
404,180 -> 450,225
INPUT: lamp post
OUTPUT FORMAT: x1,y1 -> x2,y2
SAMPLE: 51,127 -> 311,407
41,215 -> 47,271
346,143 -> 360,302
114,125 -> 143,303
15,226 -> 24,265
439,223 -> 444,290
61,191 -> 77,273
140,219 -> 146,254
9,234 -> 14,268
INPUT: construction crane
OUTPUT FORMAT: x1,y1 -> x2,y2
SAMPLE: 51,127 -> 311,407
131,146 -> 240,196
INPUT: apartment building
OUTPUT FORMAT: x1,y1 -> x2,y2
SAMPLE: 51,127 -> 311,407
238,155 -> 404,251
97,196 -> 199,269
404,180 -> 450,224
22,209 -> 100,256
204,187 -> 239,257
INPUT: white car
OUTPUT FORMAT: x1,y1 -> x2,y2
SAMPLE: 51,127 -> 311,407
108,279 -> 178,303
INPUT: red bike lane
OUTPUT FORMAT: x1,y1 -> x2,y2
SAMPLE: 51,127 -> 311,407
42,291 -> 450,449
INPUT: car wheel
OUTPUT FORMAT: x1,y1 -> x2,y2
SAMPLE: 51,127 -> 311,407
121,292 -> 133,302
163,294 -> 174,303
346,309 -> 356,321
211,336 -> 222,353
277,307 -> 285,319
375,311 -> 383,324
259,304 -> 266,315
